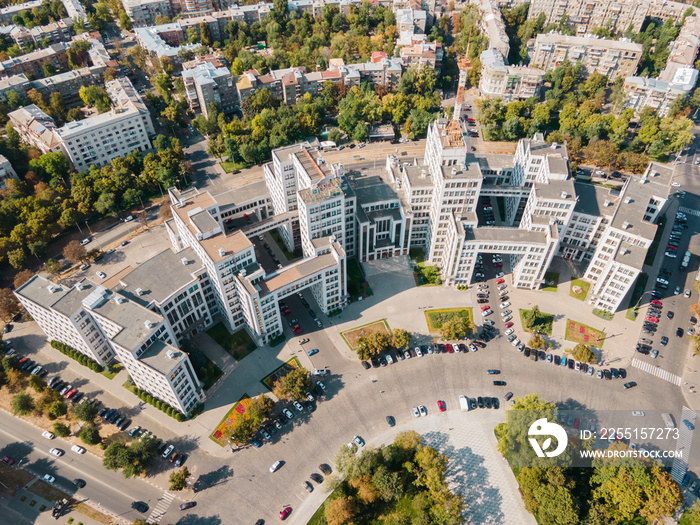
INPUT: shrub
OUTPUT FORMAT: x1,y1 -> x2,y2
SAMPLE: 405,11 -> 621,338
50,341 -> 103,373
53,422 -> 71,437
11,392 -> 34,415
80,426 -> 101,446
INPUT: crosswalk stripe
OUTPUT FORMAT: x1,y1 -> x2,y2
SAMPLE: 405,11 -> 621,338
146,491 -> 175,524
679,207 -> 700,217
630,358 -> 682,386
671,406 -> 696,484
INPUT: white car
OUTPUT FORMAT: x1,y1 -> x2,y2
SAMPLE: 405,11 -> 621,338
483,318 -> 495,326
495,272 -> 505,278
499,301 -> 511,309
49,448 -> 64,457
685,289 -> 691,298
497,284 -> 507,291
71,445 -> 86,454
511,338 -> 520,347
574,361 -> 581,371
96,271 -> 106,279
412,406 -> 421,417
481,309 -> 493,317
504,328 -> 514,336
314,369 -> 330,376
293,401 -> 304,412
42,431 -> 55,440
415,347 -> 423,357
468,344 -> 477,352
671,182 -> 681,187
43,474 -> 55,484
418,405 -> 427,417
498,289 -> 508,296
632,411 -> 646,416
124,215 -> 134,222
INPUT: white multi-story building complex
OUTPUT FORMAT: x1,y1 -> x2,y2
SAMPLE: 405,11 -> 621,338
479,49 -> 545,101
529,33 -> 643,82
9,80 -> 154,171
62,0 -> 88,24
623,67 -> 699,117
15,276 -> 205,414
658,12 -> 700,83
472,0 -> 510,59
0,155 -> 19,189
527,0 -> 695,34
123,0 -> 173,27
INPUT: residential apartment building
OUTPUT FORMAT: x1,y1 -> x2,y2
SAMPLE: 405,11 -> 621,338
479,49 -> 545,101
0,155 -> 19,189
399,42 -> 443,72
529,33 -> 642,82
32,66 -> 107,104
624,67 -> 699,117
472,0 -> 510,59
123,0 -> 241,25
0,0 -> 42,25
8,19 -> 73,50
15,276 -> 205,414
8,105 -> 62,153
182,62 -> 237,117
105,76 -> 157,136
527,0 -> 694,33
63,0 -> 89,24
658,12 -> 700,83
134,24 -> 199,62
122,0 -> 173,27
0,42 -> 70,80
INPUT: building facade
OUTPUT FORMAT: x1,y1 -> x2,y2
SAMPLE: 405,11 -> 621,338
623,68 -> 699,117
479,49 -> 545,101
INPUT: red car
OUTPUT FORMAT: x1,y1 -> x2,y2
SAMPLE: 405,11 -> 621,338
666,245 -> 677,251
650,299 -> 662,307
279,506 -> 292,520
646,316 -> 659,323
494,262 -> 503,267
281,308 -> 291,316
574,418 -> 580,429
65,389 -> 77,400
1,456 -> 14,466
292,327 -> 304,335
437,400 -> 446,412
496,278 -> 505,284
446,344 -> 454,353
505,321 -> 514,328
481,305 -> 490,311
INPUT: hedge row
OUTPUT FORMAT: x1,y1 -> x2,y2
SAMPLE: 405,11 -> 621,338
132,385 -> 187,422
50,341 -> 104,373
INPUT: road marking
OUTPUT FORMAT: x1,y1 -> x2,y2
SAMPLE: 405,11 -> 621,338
679,207 -> 700,217
146,491 -> 175,524
630,358 -> 682,386
671,406 -> 696,485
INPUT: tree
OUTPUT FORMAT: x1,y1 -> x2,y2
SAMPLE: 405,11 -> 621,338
524,305 -> 543,331
53,422 -> 71,437
95,192 -> 118,216
48,400 -> 67,419
439,314 -> 473,340
64,240 -> 88,264
355,331 -> 392,360
28,375 -> 46,392
329,128 -> 342,143
571,343 -> 596,363
0,288 -> 22,322
325,496 -> 357,525
45,259 -> 62,275
682,500 -> 700,524
11,392 -> 34,415
392,328 -> 411,349
8,249 -> 26,269
352,121 -> 369,142
200,22 -> 213,46
169,466 -> 190,491
13,270 -> 34,289
529,334 -> 545,349
4,368 -> 23,392
75,400 -> 99,422
272,367 -> 312,400
119,11 -> 132,30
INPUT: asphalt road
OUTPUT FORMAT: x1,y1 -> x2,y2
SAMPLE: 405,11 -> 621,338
0,410 -> 163,522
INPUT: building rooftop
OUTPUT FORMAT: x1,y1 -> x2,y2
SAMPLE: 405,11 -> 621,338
213,180 -> 268,208
614,240 -> 648,269
15,275 -> 68,311
56,105 -> 142,139
139,339 -> 188,375
256,249 -> 340,294
573,182 -> 619,217
534,32 -> 643,53
118,248 -> 203,306
298,177 -> 344,204
52,279 -> 99,317
403,165 -> 434,187
464,225 -> 552,244
532,178 -> 577,200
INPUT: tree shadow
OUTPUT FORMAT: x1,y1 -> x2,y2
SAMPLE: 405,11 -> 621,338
175,514 -> 222,525
192,465 -> 233,492
0,440 -> 34,465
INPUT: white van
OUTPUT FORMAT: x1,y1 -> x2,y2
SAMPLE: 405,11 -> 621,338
459,395 -> 469,412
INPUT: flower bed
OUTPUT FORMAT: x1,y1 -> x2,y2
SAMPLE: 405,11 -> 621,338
564,319 -> 606,347
340,319 -> 391,350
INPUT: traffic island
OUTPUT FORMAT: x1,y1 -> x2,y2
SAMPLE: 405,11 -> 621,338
340,319 -> 391,350
424,308 -> 473,333
564,319 -> 606,347
209,394 -> 251,447
518,308 -> 554,335
569,278 -> 590,301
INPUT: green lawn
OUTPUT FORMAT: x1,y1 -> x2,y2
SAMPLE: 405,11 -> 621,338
570,278 -> 590,301
347,258 -> 372,300
625,273 -> 649,321
268,229 -> 302,261
519,308 -> 554,335
425,308 -> 473,332
100,363 -> 124,380
219,160 -> 245,173
206,322 -> 257,361
543,272 -> 559,292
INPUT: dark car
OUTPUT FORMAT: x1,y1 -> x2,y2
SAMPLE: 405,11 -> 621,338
618,368 -> 627,379
486,369 -> 500,375
477,397 -> 484,408
568,360 -> 575,370
611,368 -> 618,379
604,369 -> 612,380
554,355 -> 561,365
538,351 -> 546,360
492,398 -> 500,409
370,355 -> 380,368
361,361 -> 370,369
660,336 -> 668,346
667,311 -> 674,319
117,419 -> 130,431
677,327 -> 684,337
524,348 -> 531,357
623,381 -> 637,389
469,397 -> 477,410
386,415 -> 395,427
180,502 -> 197,511
504,392 -> 513,401
73,479 -> 86,488
319,463 -> 332,475
484,397 -> 492,409
493,381 -> 506,386
131,502 -> 149,513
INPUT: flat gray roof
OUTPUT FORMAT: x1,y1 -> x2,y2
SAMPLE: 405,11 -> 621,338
472,153 -> 514,171
573,182 -> 618,217
53,280 -> 98,317
118,248 -> 203,306
403,165 -> 434,187
191,209 -> 219,233
139,339 -> 187,375
213,181 -> 269,209
465,226 -> 550,244
533,179 -> 577,200
15,275 -> 68,312
90,290 -> 164,351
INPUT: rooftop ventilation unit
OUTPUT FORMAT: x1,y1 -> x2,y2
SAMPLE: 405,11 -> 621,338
166,349 -> 176,359
561,191 -> 569,198
218,248 -> 226,257
604,199 -> 611,206
625,197 -> 632,204
181,257 -> 188,265
239,269 -> 247,277
622,221 -> 631,229
75,283 -> 83,291
115,296 -> 125,304
47,284 -> 61,293
551,142 -> 558,149
135,288 -> 144,296
144,320 -> 155,329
